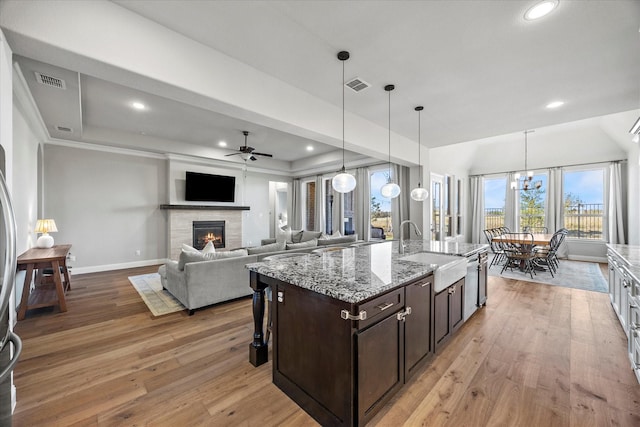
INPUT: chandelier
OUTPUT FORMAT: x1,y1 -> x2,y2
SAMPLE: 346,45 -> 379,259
510,130 -> 542,191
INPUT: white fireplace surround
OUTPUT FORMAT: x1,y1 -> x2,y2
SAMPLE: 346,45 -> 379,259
166,208 -> 244,260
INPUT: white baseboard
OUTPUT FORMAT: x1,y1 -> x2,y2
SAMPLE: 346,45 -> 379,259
70,258 -> 169,275
567,255 -> 608,263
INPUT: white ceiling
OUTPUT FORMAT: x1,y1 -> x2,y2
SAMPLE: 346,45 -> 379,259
3,0 -> 640,169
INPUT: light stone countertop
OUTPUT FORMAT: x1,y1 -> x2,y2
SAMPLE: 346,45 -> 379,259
246,240 -> 452,304
607,244 -> 640,282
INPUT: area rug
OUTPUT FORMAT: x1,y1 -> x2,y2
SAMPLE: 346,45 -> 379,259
487,256 -> 608,293
128,273 -> 185,316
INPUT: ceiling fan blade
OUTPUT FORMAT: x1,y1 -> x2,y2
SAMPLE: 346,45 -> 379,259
225,152 -> 241,157
252,152 -> 273,158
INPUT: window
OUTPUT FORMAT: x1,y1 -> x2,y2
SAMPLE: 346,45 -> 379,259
484,177 -> 506,229
563,168 -> 604,239
343,190 -> 355,235
444,176 -> 452,238
456,178 -> 463,236
370,169 -> 393,240
519,173 -> 547,231
302,180 -> 316,231
324,179 -> 334,234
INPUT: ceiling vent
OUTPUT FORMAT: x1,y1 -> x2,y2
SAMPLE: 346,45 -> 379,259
35,72 -> 66,90
56,126 -> 73,132
345,77 -> 370,93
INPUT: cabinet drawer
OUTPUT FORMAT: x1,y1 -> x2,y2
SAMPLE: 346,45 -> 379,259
355,288 -> 404,330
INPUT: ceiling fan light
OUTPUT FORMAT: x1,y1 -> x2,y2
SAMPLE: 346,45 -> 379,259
381,182 -> 401,199
332,172 -> 356,193
410,187 -> 429,202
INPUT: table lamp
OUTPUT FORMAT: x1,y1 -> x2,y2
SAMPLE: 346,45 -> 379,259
35,219 -> 58,248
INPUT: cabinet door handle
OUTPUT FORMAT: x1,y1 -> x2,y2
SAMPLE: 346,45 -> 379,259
421,281 -> 431,288
376,302 -> 394,311
340,310 -> 367,321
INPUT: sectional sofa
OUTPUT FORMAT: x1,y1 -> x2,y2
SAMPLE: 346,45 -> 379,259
158,230 -> 359,314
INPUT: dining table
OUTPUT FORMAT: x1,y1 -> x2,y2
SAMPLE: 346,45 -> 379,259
491,233 -> 554,247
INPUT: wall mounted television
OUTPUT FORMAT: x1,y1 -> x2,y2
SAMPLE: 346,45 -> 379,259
185,171 -> 236,202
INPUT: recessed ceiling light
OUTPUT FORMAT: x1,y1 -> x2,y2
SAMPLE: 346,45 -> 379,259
132,101 -> 146,110
306,145 -> 314,151
524,0 -> 559,21
546,100 -> 565,109
218,141 -> 227,147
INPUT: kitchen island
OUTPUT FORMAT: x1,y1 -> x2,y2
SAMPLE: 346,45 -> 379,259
246,240 -> 487,426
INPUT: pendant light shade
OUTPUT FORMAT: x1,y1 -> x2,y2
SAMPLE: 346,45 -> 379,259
332,171 -> 357,193
410,106 -> 429,202
332,51 -> 356,193
381,84 -> 400,199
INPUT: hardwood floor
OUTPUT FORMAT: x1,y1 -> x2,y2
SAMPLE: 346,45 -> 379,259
12,265 -> 640,426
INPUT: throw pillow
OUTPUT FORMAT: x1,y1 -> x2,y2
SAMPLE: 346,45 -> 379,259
247,241 -> 286,255
210,249 -> 248,259
320,230 -> 342,239
182,243 -> 200,253
178,249 -> 206,270
300,230 -> 323,242
201,241 -> 216,254
317,234 -> 358,246
286,239 -> 318,250
290,230 -> 304,243
276,226 -> 293,243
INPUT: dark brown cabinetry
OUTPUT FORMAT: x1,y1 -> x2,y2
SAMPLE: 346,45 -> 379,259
404,275 -> 433,379
434,278 -> 465,352
269,273 -> 433,427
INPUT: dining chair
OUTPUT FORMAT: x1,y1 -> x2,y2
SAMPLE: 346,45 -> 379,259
533,229 -> 567,276
500,232 -> 537,279
523,226 -> 549,234
484,229 -> 506,268
261,252 -> 310,343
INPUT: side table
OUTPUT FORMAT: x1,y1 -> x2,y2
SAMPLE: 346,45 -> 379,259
17,244 -> 72,320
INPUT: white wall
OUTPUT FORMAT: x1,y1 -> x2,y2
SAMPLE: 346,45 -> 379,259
43,144 -> 168,272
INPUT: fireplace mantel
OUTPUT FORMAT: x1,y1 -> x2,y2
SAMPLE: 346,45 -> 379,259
160,204 -> 250,211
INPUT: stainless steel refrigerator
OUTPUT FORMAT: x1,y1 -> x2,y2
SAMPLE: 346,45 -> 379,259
0,170 -> 21,426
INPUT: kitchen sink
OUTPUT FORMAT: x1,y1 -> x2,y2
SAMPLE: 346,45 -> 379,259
401,252 -> 467,292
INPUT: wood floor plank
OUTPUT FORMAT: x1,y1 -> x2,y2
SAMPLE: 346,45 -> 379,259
11,264 -> 640,426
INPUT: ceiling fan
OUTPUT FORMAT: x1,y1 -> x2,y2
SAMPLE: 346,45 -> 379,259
225,131 -> 273,161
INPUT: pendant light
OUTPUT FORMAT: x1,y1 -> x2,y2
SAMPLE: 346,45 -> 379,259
332,51 -> 357,193
510,130 -> 542,191
410,106 -> 429,202
380,84 -> 401,199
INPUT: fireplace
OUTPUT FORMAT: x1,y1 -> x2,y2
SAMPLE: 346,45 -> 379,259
193,221 -> 225,249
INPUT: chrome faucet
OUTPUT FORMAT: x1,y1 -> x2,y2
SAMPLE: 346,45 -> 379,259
399,220 -> 422,254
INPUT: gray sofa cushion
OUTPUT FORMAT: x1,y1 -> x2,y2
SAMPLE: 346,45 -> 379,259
300,230 -> 323,242
211,249 -> 248,259
286,239 -> 318,250
317,234 -> 358,246
260,238 -> 277,245
248,241 -> 286,255
178,250 -> 207,270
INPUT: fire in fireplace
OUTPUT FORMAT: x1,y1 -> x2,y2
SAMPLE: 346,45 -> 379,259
192,221 -> 225,250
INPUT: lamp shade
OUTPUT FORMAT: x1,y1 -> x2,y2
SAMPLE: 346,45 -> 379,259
410,187 -> 429,202
34,219 -> 58,234
35,219 -> 57,248
381,182 -> 401,199
332,172 -> 356,193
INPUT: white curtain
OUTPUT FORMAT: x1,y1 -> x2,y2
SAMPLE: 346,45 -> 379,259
544,167 -> 567,257
290,178 -> 302,230
470,176 -> 485,244
391,165 -> 412,239
608,162 -> 626,244
314,175 -> 325,232
354,167 -> 371,239
504,172 -> 517,232
331,188 -> 344,234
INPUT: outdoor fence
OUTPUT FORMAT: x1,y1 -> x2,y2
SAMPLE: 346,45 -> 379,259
484,203 -> 603,239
